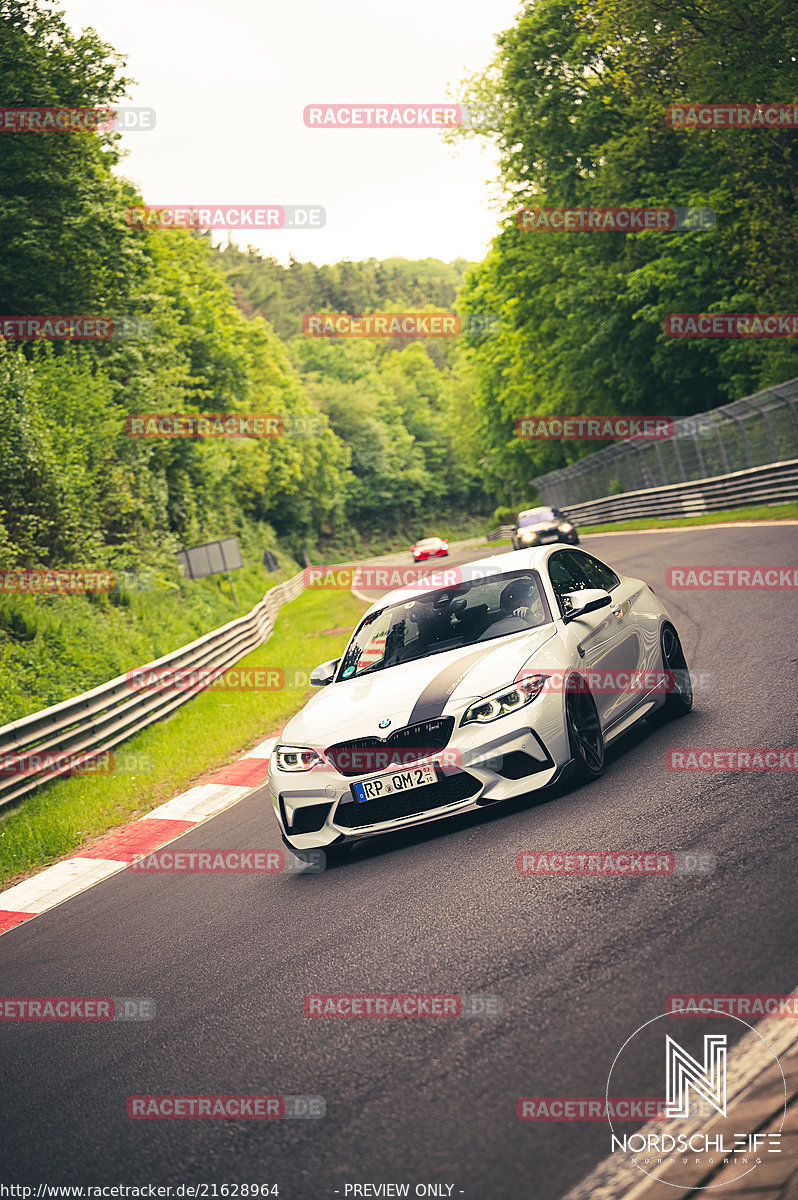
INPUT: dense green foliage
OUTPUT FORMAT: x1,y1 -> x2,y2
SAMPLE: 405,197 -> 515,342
220,248 -> 470,341
2,0 -> 796,720
453,0 -> 798,503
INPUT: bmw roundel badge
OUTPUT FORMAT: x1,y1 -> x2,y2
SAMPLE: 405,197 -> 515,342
378,718 -> 392,729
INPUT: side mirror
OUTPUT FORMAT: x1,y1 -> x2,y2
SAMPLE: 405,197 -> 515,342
562,589 -> 612,623
310,658 -> 340,687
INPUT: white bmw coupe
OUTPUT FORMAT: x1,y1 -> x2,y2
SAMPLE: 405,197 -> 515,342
268,546 -> 692,864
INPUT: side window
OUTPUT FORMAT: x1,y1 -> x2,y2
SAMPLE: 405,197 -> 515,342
572,551 -> 620,592
548,551 -> 591,615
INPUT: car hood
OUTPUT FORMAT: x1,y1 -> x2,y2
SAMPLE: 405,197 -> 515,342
282,624 -> 558,746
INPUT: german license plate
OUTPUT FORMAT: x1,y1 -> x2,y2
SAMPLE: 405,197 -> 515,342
352,761 -> 437,802
541,534 -> 558,542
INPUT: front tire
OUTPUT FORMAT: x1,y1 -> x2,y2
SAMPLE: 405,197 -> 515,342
565,677 -> 605,783
661,624 -> 693,717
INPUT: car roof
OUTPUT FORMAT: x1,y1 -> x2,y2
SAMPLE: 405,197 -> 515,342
364,547 -> 560,616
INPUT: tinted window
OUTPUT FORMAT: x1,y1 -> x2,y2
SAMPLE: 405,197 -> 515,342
548,551 -> 591,615
572,551 -> 620,592
518,507 -> 555,527
337,569 -> 552,678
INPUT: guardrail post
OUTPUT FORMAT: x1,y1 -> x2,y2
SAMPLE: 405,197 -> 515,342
753,396 -> 780,462
769,385 -> 798,443
691,427 -> 708,479
727,410 -> 755,469
670,433 -> 688,482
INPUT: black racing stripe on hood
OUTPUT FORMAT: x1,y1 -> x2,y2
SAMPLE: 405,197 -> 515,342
407,644 -> 502,725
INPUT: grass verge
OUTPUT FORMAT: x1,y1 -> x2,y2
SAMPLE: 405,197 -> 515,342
0,586 -> 367,888
0,526 -> 301,724
576,501 -> 798,534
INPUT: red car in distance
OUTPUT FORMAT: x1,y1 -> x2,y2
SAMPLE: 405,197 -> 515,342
410,536 -> 449,561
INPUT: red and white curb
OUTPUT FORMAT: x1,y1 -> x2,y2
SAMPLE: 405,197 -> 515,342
0,736 -> 277,938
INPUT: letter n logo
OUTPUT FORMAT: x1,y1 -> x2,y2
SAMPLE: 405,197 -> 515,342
665,1034 -> 727,1117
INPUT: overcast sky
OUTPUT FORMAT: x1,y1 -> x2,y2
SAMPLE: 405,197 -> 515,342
61,0 -> 522,266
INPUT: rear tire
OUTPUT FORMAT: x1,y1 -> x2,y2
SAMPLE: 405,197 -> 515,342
565,677 -> 605,783
661,624 -> 693,717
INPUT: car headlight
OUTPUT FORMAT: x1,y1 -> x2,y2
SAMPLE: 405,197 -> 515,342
461,675 -> 547,726
520,529 -> 538,542
558,522 -> 574,533
274,745 -> 325,772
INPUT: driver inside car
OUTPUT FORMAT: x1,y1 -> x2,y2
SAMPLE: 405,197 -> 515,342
498,577 -> 543,625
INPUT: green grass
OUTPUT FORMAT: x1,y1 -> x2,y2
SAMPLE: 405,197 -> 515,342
0,525 -> 302,724
577,501 -> 798,534
0,586 -> 367,887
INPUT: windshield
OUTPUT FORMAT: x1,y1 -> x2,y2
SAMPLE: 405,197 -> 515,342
337,569 -> 551,679
518,507 -> 556,527
416,538 -> 440,548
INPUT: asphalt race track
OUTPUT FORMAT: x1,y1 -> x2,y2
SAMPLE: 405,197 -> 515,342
1,526 -> 797,1198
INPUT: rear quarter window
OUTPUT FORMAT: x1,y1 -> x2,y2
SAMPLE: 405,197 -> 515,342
572,551 -> 620,592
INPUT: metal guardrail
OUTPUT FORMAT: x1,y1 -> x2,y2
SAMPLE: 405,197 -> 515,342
529,378 -> 798,508
486,459 -> 798,538
554,457 -> 798,527
0,570 -> 306,809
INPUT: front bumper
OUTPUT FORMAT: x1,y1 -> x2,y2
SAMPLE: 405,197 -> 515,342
270,698 -> 571,850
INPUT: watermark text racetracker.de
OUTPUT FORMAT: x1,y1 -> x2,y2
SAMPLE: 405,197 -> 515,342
516,206 -> 715,232
303,103 -> 463,128
0,105 -> 155,131
516,851 -> 716,876
127,1095 -> 324,1119
666,313 -> 798,337
125,414 -> 324,438
667,993 -> 798,1017
0,997 -> 154,1020
666,566 -> 798,589
0,317 -> 152,341
515,415 -> 673,440
303,993 -> 501,1017
667,748 -> 798,771
127,849 -> 312,875
302,312 -> 502,338
666,104 -> 798,128
0,568 -> 115,594
0,750 -> 156,781
126,206 -> 324,230
125,666 -> 290,694
304,563 -> 464,591
1,751 -> 115,781
517,1097 -> 669,1121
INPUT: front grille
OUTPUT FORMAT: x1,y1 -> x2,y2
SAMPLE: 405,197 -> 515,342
325,717 -> 454,777
335,768 -> 480,828
282,799 -> 332,834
